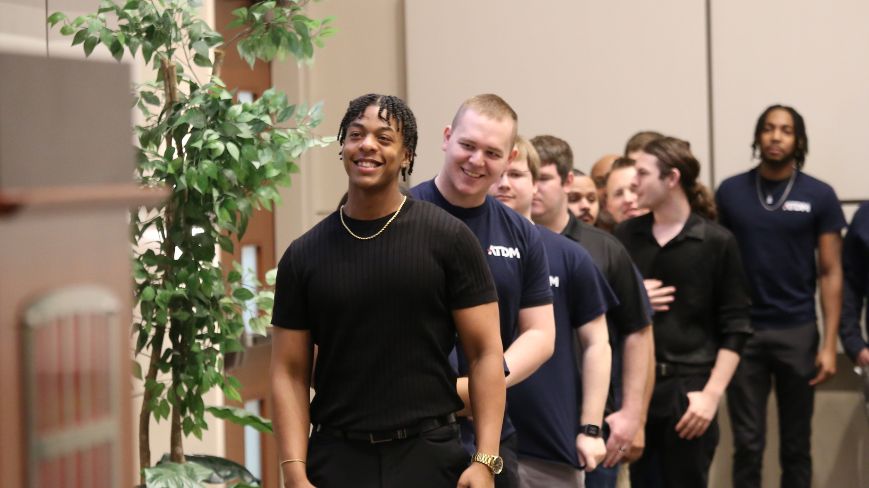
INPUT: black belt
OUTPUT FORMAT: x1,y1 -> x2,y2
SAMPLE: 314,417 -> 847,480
656,362 -> 711,378
314,413 -> 457,444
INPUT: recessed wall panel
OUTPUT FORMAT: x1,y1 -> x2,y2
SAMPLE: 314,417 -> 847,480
406,1 -> 710,184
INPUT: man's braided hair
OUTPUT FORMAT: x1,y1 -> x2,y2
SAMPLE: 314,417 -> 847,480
337,94 -> 418,181
752,104 -> 808,169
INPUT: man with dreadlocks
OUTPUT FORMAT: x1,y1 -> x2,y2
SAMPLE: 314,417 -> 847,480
411,94 -> 556,488
716,105 -> 846,488
270,94 -> 506,488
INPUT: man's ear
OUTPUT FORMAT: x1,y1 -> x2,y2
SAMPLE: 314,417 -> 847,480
441,125 -> 452,152
563,171 -> 574,189
668,168 -> 682,189
507,145 -> 518,163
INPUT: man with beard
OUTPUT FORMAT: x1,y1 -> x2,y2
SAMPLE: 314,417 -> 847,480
530,135 -> 653,488
567,168 -> 600,225
716,105 -> 846,488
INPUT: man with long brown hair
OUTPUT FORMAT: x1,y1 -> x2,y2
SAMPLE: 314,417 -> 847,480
614,137 -> 752,487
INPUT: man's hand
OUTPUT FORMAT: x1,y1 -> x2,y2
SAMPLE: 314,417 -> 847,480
675,390 -> 719,440
643,279 -> 676,312
809,347 -> 837,386
457,461 -> 494,488
577,434 -> 606,471
282,464 -> 315,488
601,409 -> 641,468
856,348 -> 869,367
623,427 -> 645,463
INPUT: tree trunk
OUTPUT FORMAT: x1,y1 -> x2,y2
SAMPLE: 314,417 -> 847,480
170,400 -> 184,463
138,324 -> 165,484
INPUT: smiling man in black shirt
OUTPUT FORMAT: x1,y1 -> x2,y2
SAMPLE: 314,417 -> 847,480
270,94 -> 506,488
614,137 -> 752,488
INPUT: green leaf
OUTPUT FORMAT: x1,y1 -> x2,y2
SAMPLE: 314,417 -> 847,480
227,269 -> 242,283
226,141 -> 240,161
191,39 -> 209,58
193,53 -> 212,67
132,360 -> 143,380
144,461 -> 212,488
141,91 -> 160,105
222,383 -> 242,402
142,40 -> 154,63
83,36 -> 98,56
110,39 -> 124,61
183,454 -> 261,485
47,12 -> 67,27
72,28 -> 88,46
141,286 -> 156,302
264,268 -> 277,286
185,110 -> 207,128
60,24 -> 75,36
232,288 -> 255,301
206,405 -> 273,433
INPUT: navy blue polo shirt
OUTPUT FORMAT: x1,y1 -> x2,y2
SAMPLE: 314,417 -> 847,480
840,203 -> 869,360
716,169 -> 846,328
411,179 -> 553,445
508,226 -> 617,469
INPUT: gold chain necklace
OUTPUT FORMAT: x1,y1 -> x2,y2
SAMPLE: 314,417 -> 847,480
339,195 -> 408,240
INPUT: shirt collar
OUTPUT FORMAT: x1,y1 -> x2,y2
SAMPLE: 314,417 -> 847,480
563,211 -> 582,238
632,212 -> 707,243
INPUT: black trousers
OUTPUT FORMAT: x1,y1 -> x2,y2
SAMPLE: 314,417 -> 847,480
726,322 -> 818,488
307,423 -> 470,488
630,373 -> 719,488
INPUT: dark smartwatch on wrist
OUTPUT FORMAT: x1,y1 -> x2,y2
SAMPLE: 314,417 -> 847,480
578,424 -> 602,437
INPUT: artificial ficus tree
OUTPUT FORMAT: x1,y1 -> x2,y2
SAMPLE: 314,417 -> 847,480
49,0 -> 335,485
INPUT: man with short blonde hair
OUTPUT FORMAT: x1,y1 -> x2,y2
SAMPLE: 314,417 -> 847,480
412,94 -> 556,488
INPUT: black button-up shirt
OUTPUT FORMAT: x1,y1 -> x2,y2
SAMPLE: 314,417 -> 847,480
614,212 -> 752,367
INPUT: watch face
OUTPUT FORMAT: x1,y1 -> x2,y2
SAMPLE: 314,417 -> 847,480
584,424 -> 601,437
492,456 -> 504,474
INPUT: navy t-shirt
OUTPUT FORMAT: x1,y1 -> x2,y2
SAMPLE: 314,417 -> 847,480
716,169 -> 846,327
508,226 -> 617,468
411,179 -> 553,444
840,203 -> 869,360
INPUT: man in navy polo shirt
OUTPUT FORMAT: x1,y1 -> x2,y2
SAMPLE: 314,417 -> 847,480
716,104 -> 846,488
490,135 -> 615,486
839,203 -> 869,416
411,94 -> 556,488
530,135 -> 654,488
840,203 -> 869,368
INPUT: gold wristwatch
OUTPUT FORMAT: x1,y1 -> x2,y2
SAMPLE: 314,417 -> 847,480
472,452 -> 504,475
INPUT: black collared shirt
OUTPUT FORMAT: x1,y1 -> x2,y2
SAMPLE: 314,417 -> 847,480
614,212 -> 752,366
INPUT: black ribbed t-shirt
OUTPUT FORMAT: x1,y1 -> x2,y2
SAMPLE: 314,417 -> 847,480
272,198 -> 498,431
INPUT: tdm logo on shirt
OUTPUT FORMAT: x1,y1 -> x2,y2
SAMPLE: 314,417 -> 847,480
549,275 -> 560,288
783,200 -> 812,213
488,245 -> 521,259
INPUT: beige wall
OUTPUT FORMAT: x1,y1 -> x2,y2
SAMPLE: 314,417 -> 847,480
712,0 -> 869,201
406,0 -> 712,186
